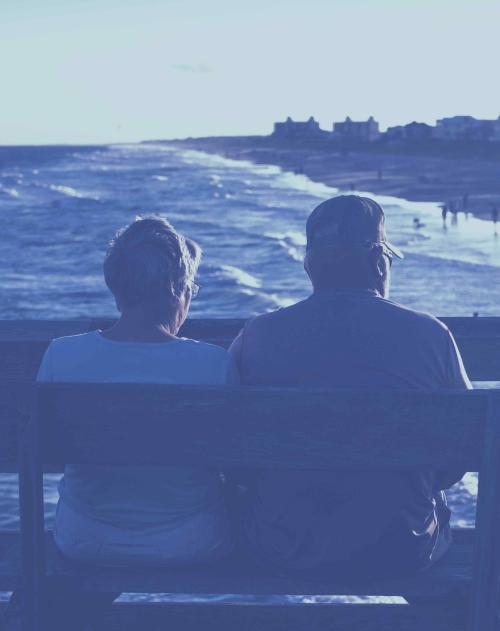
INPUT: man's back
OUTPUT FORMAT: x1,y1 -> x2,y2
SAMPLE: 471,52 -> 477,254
230,289 -> 470,573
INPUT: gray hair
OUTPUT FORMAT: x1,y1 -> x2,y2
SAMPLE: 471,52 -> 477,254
103,216 -> 201,310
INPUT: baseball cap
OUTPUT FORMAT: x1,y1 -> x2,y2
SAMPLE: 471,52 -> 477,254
306,195 -> 403,259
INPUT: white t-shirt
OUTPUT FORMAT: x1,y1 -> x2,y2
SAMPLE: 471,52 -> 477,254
37,330 -> 239,566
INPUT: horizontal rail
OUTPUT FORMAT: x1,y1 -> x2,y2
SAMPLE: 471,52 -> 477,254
0,317 -> 499,381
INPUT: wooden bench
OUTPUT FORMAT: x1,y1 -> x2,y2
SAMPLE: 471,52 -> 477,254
1,384 -> 498,631
0,318 -> 500,630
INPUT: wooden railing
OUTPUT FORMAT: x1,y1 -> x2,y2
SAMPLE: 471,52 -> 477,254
0,317 -> 500,381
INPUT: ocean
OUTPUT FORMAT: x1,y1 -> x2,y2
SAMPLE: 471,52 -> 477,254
0,142 -> 495,600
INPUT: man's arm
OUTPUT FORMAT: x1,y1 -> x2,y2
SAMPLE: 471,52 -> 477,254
435,328 -> 473,490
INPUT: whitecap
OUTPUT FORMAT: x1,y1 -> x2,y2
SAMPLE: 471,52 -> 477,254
152,175 -> 169,181
48,184 -> 100,201
219,265 -> 262,288
0,187 -> 20,198
265,231 -> 306,247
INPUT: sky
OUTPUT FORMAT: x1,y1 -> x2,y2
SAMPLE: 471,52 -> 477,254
1,0 -> 499,144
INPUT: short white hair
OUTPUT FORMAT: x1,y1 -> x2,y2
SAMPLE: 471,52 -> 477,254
103,216 -> 201,310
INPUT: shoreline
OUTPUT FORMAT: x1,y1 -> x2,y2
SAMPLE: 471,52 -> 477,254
161,137 -> 500,223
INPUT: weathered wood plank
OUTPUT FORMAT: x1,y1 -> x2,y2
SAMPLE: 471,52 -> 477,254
37,385 -> 488,469
469,392 -> 500,631
0,530 -> 474,597
0,382 -> 32,467
1,317 -> 500,381
0,601 -> 467,631
97,602 -> 466,631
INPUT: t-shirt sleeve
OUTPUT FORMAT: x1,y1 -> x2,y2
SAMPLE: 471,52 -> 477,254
445,328 -> 472,390
36,342 -> 54,383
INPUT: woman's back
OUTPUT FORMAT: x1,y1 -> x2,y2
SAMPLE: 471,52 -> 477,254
38,330 -> 238,565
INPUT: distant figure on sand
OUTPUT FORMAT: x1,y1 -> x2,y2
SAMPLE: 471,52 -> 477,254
230,194 -> 471,578
441,203 -> 448,227
413,217 -> 425,229
449,200 -> 458,225
491,203 -> 499,235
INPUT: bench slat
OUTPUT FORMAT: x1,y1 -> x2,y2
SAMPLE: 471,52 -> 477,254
100,602 -> 466,631
37,385 -> 487,469
0,530 -> 474,598
0,601 -> 467,631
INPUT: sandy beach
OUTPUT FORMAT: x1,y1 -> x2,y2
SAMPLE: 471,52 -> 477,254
164,136 -> 500,222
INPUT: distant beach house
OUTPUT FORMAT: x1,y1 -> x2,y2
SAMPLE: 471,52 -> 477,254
434,115 -> 500,142
333,116 -> 380,142
385,122 -> 433,142
272,117 -> 326,140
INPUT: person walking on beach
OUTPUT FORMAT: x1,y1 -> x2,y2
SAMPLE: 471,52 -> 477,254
450,200 -> 458,225
230,195 -> 471,578
491,202 -> 499,235
441,203 -> 448,227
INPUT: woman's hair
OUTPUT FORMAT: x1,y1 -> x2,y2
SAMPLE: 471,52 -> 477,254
103,216 -> 201,311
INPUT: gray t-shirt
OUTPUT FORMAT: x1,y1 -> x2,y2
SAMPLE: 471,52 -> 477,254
229,288 -> 471,572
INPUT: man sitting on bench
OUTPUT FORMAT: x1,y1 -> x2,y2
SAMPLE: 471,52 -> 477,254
229,194 -> 471,577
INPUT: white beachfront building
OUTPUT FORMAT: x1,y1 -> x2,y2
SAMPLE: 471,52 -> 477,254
434,115 -> 500,142
272,117 -> 326,140
332,116 -> 380,142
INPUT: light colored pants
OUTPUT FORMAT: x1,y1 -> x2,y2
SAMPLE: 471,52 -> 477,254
54,500 -> 233,567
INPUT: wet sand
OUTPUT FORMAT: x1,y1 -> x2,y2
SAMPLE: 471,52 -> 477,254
164,136 -> 500,222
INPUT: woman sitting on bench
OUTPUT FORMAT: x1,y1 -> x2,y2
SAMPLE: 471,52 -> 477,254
6,216 -> 238,629
38,216 -> 238,567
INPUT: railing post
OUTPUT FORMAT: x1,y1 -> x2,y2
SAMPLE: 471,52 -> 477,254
470,391 -> 500,631
19,384 -> 45,631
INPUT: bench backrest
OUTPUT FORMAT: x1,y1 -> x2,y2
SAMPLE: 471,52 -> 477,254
33,384 -> 488,469
2,317 -> 500,381
8,383 -> 500,631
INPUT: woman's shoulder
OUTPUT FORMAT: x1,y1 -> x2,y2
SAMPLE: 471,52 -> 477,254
174,337 -> 231,360
48,330 -> 101,352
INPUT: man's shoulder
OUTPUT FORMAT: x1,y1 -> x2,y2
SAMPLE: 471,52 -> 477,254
376,297 -> 449,337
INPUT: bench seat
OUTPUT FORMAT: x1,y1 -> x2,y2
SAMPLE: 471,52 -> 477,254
0,529 -> 473,597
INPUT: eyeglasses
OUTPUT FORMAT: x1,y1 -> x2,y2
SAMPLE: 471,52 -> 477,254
190,282 -> 201,299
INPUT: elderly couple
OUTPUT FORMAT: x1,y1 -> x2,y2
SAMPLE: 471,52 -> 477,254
30,194 -> 470,624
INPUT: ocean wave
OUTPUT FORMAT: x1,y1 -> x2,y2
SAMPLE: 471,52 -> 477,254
152,175 -> 169,181
264,231 -> 306,262
218,264 -> 262,288
0,187 -> 20,198
48,184 -> 100,201
239,287 -> 295,309
269,171 -> 338,199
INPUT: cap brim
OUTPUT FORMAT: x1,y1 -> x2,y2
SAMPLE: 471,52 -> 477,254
385,241 -> 404,259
